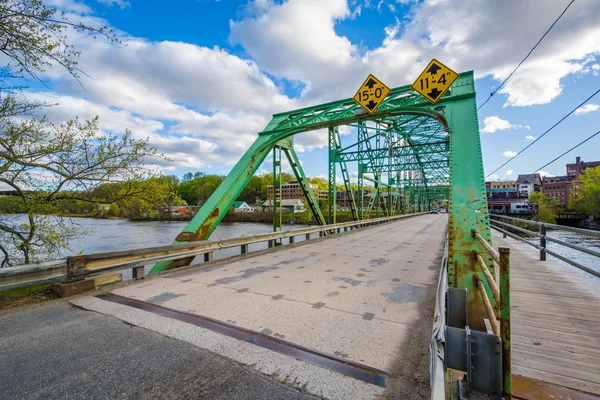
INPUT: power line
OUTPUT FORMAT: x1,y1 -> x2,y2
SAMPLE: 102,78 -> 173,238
485,87 -> 600,179
478,0 -> 575,110
532,129 -> 600,173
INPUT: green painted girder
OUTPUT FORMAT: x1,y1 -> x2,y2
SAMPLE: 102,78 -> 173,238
337,143 -> 448,162
153,70 -> 495,334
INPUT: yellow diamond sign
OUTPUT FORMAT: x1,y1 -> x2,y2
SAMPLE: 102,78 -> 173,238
353,74 -> 391,114
411,59 -> 458,104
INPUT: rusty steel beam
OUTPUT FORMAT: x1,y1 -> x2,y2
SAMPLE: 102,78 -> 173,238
475,253 -> 500,305
499,247 -> 512,399
476,279 -> 500,336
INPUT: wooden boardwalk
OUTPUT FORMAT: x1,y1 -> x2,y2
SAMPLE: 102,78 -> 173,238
491,229 -> 600,396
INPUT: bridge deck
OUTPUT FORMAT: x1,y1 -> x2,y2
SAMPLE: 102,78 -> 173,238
72,214 -> 447,400
491,230 -> 600,396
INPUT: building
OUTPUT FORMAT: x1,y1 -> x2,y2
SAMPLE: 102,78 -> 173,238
233,201 -> 254,213
566,156 -> 600,179
516,173 -> 542,197
486,188 -> 536,214
542,175 -> 573,205
266,181 -> 318,200
263,199 -> 305,213
542,156 -> 600,206
485,181 -> 518,190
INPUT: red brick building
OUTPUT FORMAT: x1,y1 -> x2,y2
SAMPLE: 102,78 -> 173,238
542,156 -> 600,205
566,156 -> 600,179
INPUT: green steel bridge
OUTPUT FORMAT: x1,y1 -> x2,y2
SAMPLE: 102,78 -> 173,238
6,70 -> 600,399
146,70 -> 508,397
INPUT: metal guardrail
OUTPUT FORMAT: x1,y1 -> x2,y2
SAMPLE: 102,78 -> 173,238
471,229 -> 511,399
0,213 -> 426,294
490,214 -> 600,279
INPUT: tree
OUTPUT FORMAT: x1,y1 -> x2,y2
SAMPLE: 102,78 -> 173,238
0,117 -> 163,266
569,166 -> 600,218
529,191 -> 560,223
0,1 -> 161,266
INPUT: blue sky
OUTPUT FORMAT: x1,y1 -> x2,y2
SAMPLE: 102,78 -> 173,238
21,0 -> 600,182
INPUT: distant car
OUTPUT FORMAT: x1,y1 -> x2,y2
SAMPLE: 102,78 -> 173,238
430,209 -> 438,214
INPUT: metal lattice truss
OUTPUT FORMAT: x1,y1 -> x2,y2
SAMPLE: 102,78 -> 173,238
152,71 -> 494,326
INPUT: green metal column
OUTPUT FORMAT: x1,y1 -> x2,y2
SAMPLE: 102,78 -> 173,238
328,127 -> 337,224
447,73 -> 492,330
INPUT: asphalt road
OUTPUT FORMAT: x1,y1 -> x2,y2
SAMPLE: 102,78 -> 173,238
0,301 -> 320,400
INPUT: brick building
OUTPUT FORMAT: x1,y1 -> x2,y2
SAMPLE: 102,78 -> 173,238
266,181 -> 318,200
566,156 -> 600,178
542,175 -> 573,205
542,156 -> 600,206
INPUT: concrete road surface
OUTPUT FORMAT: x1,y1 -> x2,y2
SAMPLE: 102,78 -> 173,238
0,301 -> 320,400
2,214 -> 447,400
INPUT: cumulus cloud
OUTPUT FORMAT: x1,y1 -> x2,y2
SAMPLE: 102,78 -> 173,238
230,0 -> 600,107
96,0 -> 130,8
535,170 -> 554,177
14,0 -> 600,176
525,135 -> 536,140
487,173 -> 499,180
575,104 -> 600,115
505,170 -> 514,176
503,151 -> 517,157
45,0 -> 93,13
480,116 -> 530,133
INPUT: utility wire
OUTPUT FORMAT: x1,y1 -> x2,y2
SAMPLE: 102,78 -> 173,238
485,87 -> 600,179
478,0 -> 575,110
532,129 -> 600,173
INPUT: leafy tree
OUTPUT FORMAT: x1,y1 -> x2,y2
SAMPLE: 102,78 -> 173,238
0,116 -> 163,266
529,191 -> 560,223
569,166 -> 600,218
0,1 -> 161,266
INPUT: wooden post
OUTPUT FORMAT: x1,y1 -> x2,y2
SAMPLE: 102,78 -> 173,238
499,247 -> 511,399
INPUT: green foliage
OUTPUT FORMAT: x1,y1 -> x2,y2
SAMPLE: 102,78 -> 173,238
0,0 -> 119,85
569,166 -> 600,218
529,191 -> 560,223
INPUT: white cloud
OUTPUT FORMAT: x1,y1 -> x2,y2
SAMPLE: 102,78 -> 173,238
481,116 -> 529,134
575,104 -> 600,115
488,174 -> 499,180
535,170 -> 554,177
96,0 -> 130,8
481,116 -> 511,133
45,0 -> 93,13
505,170 -> 514,176
12,0 -> 600,178
24,92 -> 243,169
230,0 -> 600,107
525,135 -> 536,140
503,151 -> 517,157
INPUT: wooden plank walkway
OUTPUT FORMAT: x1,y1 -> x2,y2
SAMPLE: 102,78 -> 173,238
491,229 -> 600,396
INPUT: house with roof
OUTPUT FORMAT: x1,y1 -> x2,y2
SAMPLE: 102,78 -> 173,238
262,199 -> 305,213
233,201 -> 254,213
516,173 -> 542,197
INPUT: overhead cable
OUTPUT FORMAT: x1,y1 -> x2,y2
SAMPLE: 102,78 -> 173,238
478,0 -> 576,110
532,129 -> 600,173
485,87 -> 600,179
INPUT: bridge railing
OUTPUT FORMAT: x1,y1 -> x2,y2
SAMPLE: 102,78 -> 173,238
489,214 -> 600,279
471,229 -> 512,399
0,213 -> 426,294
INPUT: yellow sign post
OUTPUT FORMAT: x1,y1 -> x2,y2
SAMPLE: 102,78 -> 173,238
353,74 -> 391,114
411,59 -> 458,104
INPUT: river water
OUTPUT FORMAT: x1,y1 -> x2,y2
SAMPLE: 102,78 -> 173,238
2,216 -> 599,281
546,229 -> 600,282
1,215 -> 306,279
